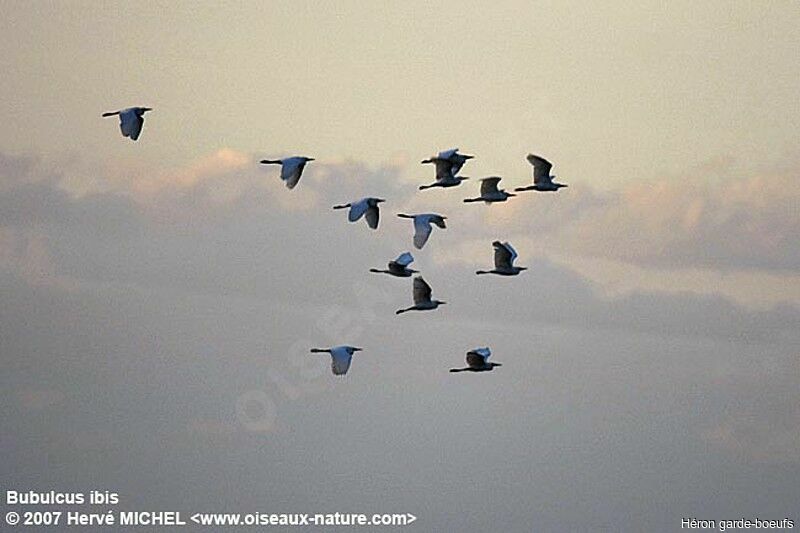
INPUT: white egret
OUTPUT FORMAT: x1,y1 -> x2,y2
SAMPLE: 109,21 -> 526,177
449,347 -> 502,373
309,345 -> 363,376
515,154 -> 567,192
102,107 -> 152,141
476,241 -> 527,276
259,156 -> 315,189
419,148 -> 474,190
396,276 -> 446,314
332,197 -> 386,229
396,213 -> 447,249
463,177 -> 516,204
370,252 -> 417,277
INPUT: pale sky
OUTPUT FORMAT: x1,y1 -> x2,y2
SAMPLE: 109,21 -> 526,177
1,2 -> 799,532
1,1 -> 799,180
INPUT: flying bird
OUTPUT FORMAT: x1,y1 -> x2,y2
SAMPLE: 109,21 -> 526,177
370,252 -> 418,277
476,241 -> 527,276
449,347 -> 502,373
419,148 -> 474,190
463,177 -> 516,204
102,107 -> 152,141
259,156 -> 315,189
309,345 -> 363,376
332,197 -> 385,229
396,276 -> 446,314
396,213 -> 447,249
515,154 -> 567,192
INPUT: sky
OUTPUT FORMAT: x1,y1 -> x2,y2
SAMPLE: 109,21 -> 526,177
1,2 -> 799,532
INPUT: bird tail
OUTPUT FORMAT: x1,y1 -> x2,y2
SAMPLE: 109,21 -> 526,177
514,186 -> 533,192
397,213 -> 414,219
101,111 -> 119,117
449,368 -> 466,373
369,269 -> 387,274
332,204 -> 350,210
260,159 -> 282,165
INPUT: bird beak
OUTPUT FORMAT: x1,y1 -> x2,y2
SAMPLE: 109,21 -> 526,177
464,154 -> 475,159
377,198 -> 386,203
440,301 -> 447,305
353,347 -> 363,351
142,107 -> 153,112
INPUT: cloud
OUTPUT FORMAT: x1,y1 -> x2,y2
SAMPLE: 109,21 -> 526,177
700,349 -> 800,463
2,147 -> 799,314
497,169 -> 800,273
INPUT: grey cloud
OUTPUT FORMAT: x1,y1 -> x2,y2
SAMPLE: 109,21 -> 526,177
2,150 -> 799,532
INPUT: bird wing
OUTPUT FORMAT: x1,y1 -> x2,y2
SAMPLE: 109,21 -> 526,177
348,198 -> 370,222
527,154 -> 553,185
504,242 -> 518,264
281,157 -> 307,189
413,217 -> 433,249
395,252 -> 414,266
493,241 -> 514,269
388,261 -> 405,275
437,148 -> 458,160
432,158 -> 456,181
449,155 -> 469,176
466,349 -> 488,368
330,346 -> 353,376
481,177 -> 502,195
119,109 -> 144,140
475,347 -> 491,359
413,276 -> 432,304
365,205 -> 380,229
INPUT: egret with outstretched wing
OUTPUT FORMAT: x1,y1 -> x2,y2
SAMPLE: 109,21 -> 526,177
260,156 -> 315,189
333,197 -> 385,229
464,177 -> 516,204
396,276 -> 446,314
476,241 -> 527,276
450,347 -> 502,373
396,213 -> 447,249
102,107 -> 152,141
515,154 -> 567,192
310,346 -> 363,376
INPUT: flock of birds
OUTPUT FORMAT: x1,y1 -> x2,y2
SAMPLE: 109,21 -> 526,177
103,107 -> 568,376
